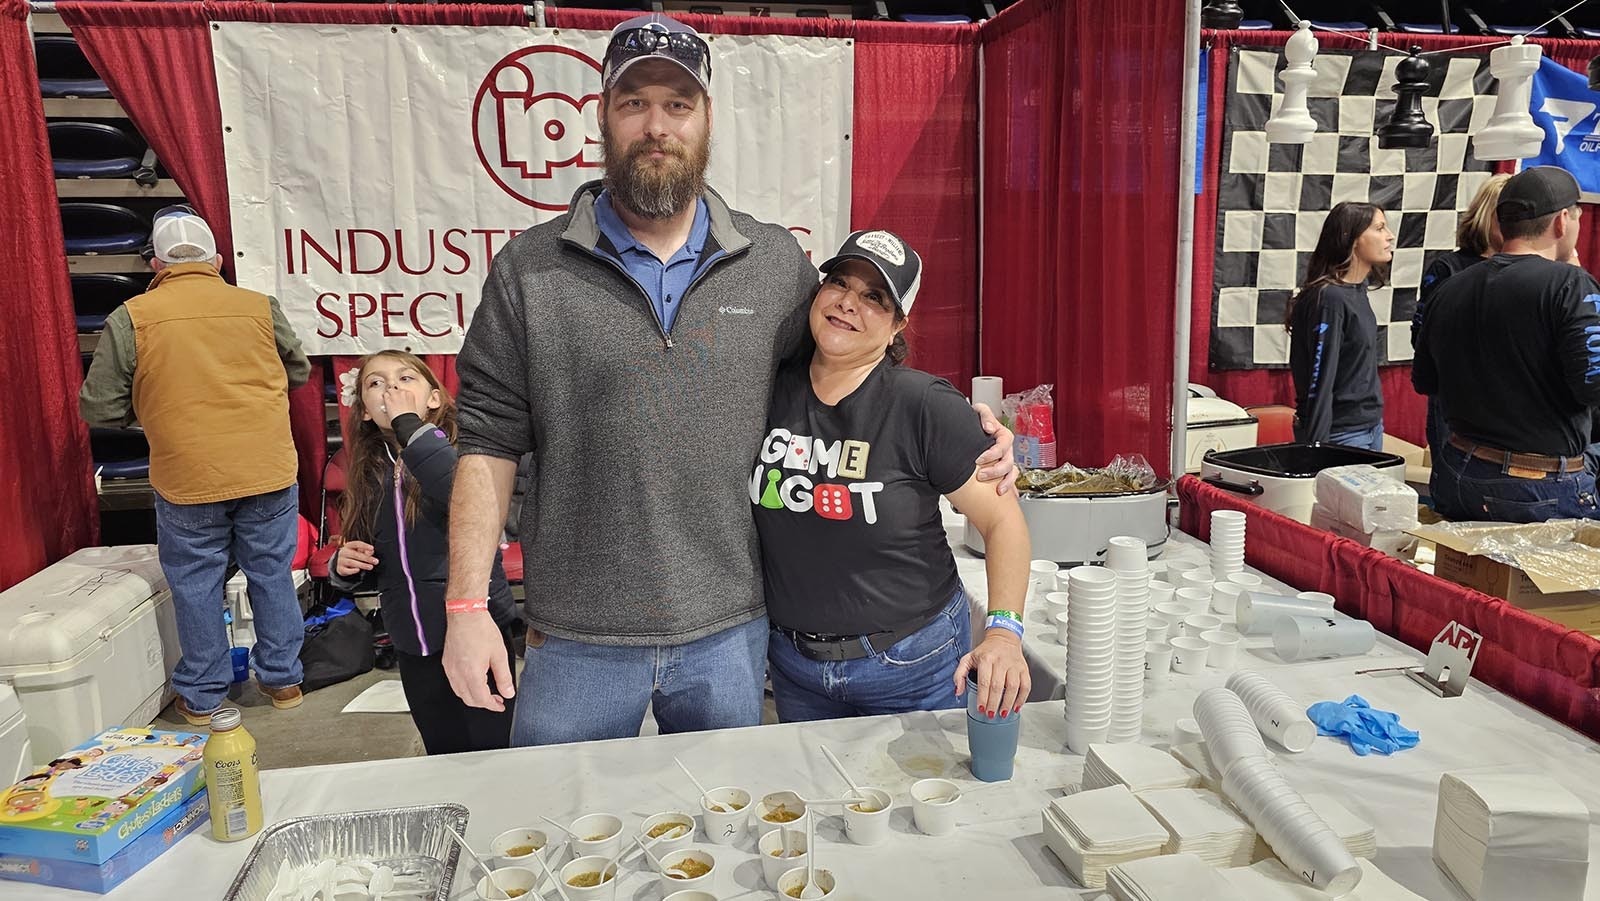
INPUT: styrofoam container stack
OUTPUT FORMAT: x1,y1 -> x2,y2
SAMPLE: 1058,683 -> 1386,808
1225,671 -> 1316,753
1134,787 -> 1256,868
1083,744 -> 1201,793
1433,771 -> 1591,901
1221,858 -> 1426,900
1209,510 -> 1246,579
1064,566 -> 1120,753
1108,537 -> 1152,744
1041,786 -> 1169,889
1302,793 -> 1377,859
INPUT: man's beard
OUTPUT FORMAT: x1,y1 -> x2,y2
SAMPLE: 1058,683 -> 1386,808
601,127 -> 711,220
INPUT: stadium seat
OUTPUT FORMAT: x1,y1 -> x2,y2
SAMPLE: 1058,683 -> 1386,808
90,427 -> 150,480
49,122 -> 146,179
34,35 -> 110,98
60,203 -> 147,256
72,273 -> 145,333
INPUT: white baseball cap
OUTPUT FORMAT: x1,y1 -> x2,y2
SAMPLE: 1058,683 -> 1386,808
151,206 -> 217,264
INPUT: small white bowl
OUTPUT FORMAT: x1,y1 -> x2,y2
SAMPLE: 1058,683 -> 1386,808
699,785 -> 751,845
476,866 -> 536,900
639,811 -> 696,853
842,787 -> 892,845
752,791 -> 808,838
568,813 -> 623,861
558,855 -> 619,900
758,823 -> 810,888
489,827 -> 549,868
778,865 -> 838,898
656,848 -> 716,895
662,892 -> 719,901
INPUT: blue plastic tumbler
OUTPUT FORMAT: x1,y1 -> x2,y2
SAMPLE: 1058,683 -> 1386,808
230,646 -> 251,683
965,674 -> 1020,782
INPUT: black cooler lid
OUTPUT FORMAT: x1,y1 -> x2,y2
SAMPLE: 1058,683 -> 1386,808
1203,442 -> 1405,479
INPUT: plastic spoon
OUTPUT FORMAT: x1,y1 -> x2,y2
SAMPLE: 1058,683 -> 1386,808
539,814 -> 576,836
444,824 -> 508,901
673,756 -> 712,807
819,745 -> 865,798
801,807 -> 825,899
527,842 -> 574,901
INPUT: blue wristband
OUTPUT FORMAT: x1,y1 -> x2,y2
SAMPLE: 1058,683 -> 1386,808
985,614 -> 1025,638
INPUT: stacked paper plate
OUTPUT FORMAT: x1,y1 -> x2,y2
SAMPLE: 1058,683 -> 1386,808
1135,787 -> 1256,867
1169,742 -> 1224,794
1302,793 -> 1377,859
1109,559 -> 1153,744
1210,510 -> 1246,579
1433,771 -> 1590,901
1064,565 -> 1120,753
1106,853 -> 1235,901
1083,743 -> 1201,793
1221,859 -> 1425,900
1042,786 -> 1170,889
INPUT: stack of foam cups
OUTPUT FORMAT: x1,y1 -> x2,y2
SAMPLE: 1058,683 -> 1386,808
1209,510 -> 1247,580
1064,565 -> 1120,753
1194,688 -> 1363,896
1224,671 -> 1316,753
1107,537 -> 1151,744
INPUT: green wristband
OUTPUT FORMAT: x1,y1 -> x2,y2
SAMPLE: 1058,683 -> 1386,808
987,609 -> 1022,622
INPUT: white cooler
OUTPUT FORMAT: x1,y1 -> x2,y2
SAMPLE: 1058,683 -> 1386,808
0,684 -> 29,786
1200,443 -> 1406,524
0,546 -> 179,763
1185,388 -> 1259,473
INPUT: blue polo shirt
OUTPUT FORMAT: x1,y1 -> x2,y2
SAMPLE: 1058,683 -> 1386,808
593,191 -> 711,334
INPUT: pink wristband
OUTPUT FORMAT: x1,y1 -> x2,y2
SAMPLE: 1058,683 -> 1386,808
445,598 -> 490,615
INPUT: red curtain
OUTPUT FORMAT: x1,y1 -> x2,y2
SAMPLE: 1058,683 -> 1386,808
978,0 -> 1187,476
1177,475 -> 1600,739
552,8 -> 981,390
1192,30 -> 1600,448
0,0 -> 97,589
60,2 -> 525,520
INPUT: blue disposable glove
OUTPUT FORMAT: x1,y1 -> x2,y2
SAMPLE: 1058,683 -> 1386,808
1306,694 -> 1419,756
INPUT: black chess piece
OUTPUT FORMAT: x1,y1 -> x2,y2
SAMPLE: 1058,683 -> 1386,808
1379,49 -> 1435,150
1201,1 -> 1244,29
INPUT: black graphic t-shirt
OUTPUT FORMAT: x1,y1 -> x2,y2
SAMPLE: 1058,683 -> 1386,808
752,357 -> 992,636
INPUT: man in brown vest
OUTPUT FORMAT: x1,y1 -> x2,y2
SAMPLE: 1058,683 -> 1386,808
80,206 -> 312,725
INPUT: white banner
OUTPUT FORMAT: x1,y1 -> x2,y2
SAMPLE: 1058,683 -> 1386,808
213,24 -> 853,355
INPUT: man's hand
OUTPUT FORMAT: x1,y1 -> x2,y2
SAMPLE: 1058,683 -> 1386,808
971,402 -> 1018,495
443,611 -> 516,712
334,540 -> 378,577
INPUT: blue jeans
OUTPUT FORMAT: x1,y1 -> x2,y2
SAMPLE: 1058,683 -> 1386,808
1430,442 -> 1600,522
155,485 -> 305,712
511,615 -> 768,746
768,588 -> 973,723
1328,422 -> 1385,451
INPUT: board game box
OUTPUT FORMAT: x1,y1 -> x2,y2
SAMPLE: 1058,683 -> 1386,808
0,727 -> 207,864
0,788 -> 210,893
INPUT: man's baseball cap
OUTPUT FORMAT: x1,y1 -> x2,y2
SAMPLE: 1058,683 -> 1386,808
819,230 -> 924,316
602,14 -> 712,94
150,205 -> 217,264
1497,166 -> 1582,223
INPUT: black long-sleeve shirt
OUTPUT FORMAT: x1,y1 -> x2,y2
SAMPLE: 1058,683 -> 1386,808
1289,281 -> 1384,443
1413,253 -> 1600,457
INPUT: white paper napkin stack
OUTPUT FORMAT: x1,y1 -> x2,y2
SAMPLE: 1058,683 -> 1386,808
1222,859 -> 1426,899
1303,793 -> 1377,859
1136,787 -> 1256,868
1106,853 -> 1236,901
1433,771 -> 1591,901
1083,743 -> 1202,793
1042,785 -> 1170,889
1169,742 -> 1224,793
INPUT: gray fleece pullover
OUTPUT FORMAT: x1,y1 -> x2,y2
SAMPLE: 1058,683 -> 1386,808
456,181 -> 817,646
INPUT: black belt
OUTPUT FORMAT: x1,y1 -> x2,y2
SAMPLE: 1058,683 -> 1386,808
778,616 -> 932,662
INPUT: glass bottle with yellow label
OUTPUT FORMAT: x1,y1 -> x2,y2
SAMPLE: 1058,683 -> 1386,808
203,708 -> 262,841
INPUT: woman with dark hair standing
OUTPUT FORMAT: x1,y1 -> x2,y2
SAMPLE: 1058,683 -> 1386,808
1288,202 -> 1394,449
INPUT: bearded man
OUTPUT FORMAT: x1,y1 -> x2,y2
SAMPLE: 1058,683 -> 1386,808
440,15 -> 1013,745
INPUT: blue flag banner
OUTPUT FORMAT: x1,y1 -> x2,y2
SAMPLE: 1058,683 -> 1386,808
1196,48 -> 1208,195
1526,56 -> 1600,201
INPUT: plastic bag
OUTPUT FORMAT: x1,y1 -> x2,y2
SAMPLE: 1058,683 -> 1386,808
1015,454 -> 1160,496
1002,384 -> 1056,468
1419,519 -> 1600,590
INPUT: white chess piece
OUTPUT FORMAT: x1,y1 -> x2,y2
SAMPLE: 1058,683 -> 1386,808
1474,35 -> 1546,161
1266,21 -> 1319,144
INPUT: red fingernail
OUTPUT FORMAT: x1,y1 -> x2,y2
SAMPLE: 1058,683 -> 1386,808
988,711 -> 995,719
978,706 -> 986,716
1013,705 -> 1022,714
1000,709 -> 1009,718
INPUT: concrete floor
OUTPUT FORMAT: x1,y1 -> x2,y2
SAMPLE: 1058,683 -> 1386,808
154,669 -> 425,770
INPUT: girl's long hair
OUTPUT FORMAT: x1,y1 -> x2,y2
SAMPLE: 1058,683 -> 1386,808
338,350 -> 457,542
1286,201 -> 1389,332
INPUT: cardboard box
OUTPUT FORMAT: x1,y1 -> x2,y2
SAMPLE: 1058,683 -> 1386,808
0,728 -> 207,864
1412,521 -> 1600,635
0,789 -> 208,894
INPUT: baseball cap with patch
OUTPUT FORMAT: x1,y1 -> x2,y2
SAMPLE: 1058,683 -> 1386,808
1497,165 -> 1582,223
602,14 -> 712,94
819,230 -> 924,315
150,205 -> 217,264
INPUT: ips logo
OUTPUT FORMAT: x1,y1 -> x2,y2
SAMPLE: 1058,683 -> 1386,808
473,46 -> 605,211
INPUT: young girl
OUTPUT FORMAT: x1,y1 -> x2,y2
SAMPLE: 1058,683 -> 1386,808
329,351 -> 521,754
1287,201 -> 1393,449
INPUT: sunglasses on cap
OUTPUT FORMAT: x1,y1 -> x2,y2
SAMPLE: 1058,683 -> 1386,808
603,27 -> 712,88
142,204 -> 202,261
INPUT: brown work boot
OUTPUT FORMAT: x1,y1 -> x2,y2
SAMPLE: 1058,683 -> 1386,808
257,683 -> 303,710
172,696 -> 220,727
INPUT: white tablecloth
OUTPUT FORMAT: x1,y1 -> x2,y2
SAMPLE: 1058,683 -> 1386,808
19,524 -> 1600,900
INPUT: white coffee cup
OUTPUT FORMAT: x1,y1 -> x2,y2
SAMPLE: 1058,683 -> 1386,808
568,813 -> 623,861
489,827 -> 549,868
476,867 -> 537,901
656,849 -> 716,896
1273,615 -> 1376,662
1212,582 -> 1247,617
778,865 -> 838,899
1145,641 -> 1174,681
1201,629 -> 1241,669
911,778 -> 961,835
1054,611 -> 1071,644
843,788 -> 892,845
1170,637 -> 1209,674
1182,613 -> 1222,637
758,824 -> 809,888
639,811 -> 695,854
558,856 -> 619,900
700,786 -> 751,845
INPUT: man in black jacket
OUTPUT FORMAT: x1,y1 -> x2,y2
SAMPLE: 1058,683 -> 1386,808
1414,166 -> 1600,522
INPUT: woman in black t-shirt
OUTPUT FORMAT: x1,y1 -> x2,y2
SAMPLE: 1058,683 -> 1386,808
752,230 -> 1032,723
1287,202 -> 1393,448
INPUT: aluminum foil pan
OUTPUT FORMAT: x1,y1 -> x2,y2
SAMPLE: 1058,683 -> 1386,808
222,804 -> 469,901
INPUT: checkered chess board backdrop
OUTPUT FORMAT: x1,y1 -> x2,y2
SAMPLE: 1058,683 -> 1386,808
1210,47 -> 1498,370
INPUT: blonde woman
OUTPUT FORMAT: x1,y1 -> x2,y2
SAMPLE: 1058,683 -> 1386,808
1412,174 -> 1510,454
